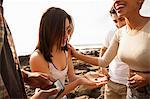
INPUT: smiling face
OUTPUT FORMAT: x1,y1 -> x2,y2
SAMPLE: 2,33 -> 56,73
113,0 -> 144,17
111,14 -> 126,28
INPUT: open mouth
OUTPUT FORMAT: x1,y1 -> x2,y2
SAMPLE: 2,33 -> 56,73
114,2 -> 126,12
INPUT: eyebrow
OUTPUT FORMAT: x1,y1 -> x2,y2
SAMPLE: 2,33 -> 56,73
119,17 -> 125,20
65,25 -> 70,29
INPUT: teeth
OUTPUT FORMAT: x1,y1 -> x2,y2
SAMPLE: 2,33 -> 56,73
116,4 -> 125,10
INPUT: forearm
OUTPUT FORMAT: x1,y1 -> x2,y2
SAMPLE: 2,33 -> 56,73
75,52 -> 99,66
68,74 -> 81,82
58,79 -> 80,98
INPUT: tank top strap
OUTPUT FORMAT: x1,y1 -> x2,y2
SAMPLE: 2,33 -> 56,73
65,51 -> 68,66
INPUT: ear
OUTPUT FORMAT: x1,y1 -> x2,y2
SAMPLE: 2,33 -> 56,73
138,0 -> 144,4
137,0 -> 144,9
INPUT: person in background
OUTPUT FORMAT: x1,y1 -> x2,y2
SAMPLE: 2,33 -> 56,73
69,0 -> 150,98
29,7 -> 107,99
0,1 -> 60,98
100,7 -> 128,99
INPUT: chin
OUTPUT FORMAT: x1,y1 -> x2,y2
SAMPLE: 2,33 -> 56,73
61,43 -> 66,47
117,12 -> 126,18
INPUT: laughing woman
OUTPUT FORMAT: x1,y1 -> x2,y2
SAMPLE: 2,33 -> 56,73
113,0 -> 150,98
69,0 -> 150,98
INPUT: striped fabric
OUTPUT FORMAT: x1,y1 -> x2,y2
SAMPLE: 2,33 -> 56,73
0,6 -> 4,54
0,6 -> 9,98
0,75 -> 9,99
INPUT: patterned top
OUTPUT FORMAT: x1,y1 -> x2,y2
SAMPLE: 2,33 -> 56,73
0,5 -> 9,98
0,4 -> 25,98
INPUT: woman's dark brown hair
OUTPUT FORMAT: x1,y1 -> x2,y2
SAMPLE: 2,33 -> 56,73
36,7 -> 71,62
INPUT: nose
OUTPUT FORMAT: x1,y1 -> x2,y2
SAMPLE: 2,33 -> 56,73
65,32 -> 69,39
113,0 -> 120,1
113,0 -> 121,10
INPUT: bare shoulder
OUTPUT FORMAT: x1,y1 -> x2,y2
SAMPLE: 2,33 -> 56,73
30,51 -> 43,64
29,51 -> 48,72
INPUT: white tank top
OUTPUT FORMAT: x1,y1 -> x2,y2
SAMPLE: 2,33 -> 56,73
48,51 -> 68,86
35,51 -> 68,99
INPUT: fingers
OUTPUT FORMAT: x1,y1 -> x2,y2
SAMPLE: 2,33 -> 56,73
39,73 -> 56,85
36,75 -> 53,90
67,44 -> 73,50
98,73 -> 106,77
47,75 -> 56,82
39,87 -> 60,97
96,81 -> 107,86
41,87 -> 60,94
128,80 -> 137,88
128,72 -> 136,81
38,73 -> 55,82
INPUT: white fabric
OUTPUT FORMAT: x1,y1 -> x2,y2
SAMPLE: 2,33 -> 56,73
35,51 -> 68,98
48,51 -> 68,86
48,62 -> 68,86
98,20 -> 150,74
102,29 -> 128,85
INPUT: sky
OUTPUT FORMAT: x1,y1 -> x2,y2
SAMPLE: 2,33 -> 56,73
3,0 -> 150,56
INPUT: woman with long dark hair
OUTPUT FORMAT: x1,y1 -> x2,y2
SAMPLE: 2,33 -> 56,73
30,7 -> 107,98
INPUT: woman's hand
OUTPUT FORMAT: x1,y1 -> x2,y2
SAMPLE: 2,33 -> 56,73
128,72 -> 149,89
79,77 -> 107,89
67,44 -> 79,57
22,69 -> 56,90
78,74 -> 107,89
31,87 -> 60,99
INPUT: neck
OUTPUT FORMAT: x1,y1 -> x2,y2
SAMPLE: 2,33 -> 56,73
52,45 -> 63,54
125,14 -> 149,31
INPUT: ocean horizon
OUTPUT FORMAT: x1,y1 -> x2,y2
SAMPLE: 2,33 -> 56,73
17,43 -> 102,56
73,43 -> 102,49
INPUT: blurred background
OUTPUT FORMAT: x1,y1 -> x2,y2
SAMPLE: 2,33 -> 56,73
3,0 -> 150,56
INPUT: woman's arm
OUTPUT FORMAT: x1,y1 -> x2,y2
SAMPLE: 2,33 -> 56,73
68,32 -> 119,67
67,49 -> 81,81
29,51 -> 56,89
128,72 -> 150,89
57,50 -> 107,98
56,50 -> 80,98
68,45 -> 99,66
31,87 -> 60,99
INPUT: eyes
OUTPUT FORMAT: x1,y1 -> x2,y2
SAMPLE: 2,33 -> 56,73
65,25 -> 72,34
119,17 -> 125,22
113,20 -> 118,23
113,17 -> 125,23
